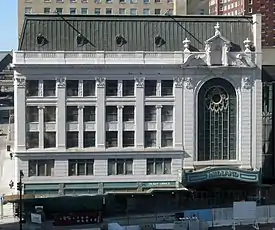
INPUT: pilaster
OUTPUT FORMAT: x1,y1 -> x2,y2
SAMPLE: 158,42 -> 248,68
79,80 -> 83,97
56,77 -> 66,150
117,105 -> 124,148
156,104 -> 162,148
182,77 -> 194,170
240,77 -> 252,169
38,106 -> 45,149
118,80 -> 123,97
78,105 -> 84,148
135,77 -> 144,148
174,77 -> 183,149
38,80 -> 43,97
14,73 -> 26,151
156,80 -> 161,97
96,77 -> 106,148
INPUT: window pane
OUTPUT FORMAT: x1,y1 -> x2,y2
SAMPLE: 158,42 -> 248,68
164,159 -> 171,174
28,161 -> 37,177
86,160 -> 94,175
83,80 -> 95,96
106,80 -> 118,96
67,80 -> 78,96
116,160 -> 124,175
125,160 -> 133,174
43,80 -> 56,96
69,161 -> 77,176
155,160 -> 163,174
38,162 -> 45,176
108,160 -> 116,175
123,80 -> 135,96
145,80 -> 157,96
78,162 -> 86,175
147,161 -> 154,175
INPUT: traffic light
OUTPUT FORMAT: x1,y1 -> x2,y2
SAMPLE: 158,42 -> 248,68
17,182 -> 22,191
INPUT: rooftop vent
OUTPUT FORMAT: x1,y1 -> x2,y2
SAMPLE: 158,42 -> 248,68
76,34 -> 88,47
116,35 -> 127,47
36,33 -> 48,46
154,35 -> 166,47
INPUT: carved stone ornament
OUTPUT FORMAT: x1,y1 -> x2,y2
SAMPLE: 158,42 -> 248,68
242,77 -> 252,90
56,77 -> 66,88
38,82 -> 43,97
184,77 -> 193,90
96,77 -> 106,88
15,77 -> 26,88
118,82 -> 123,96
174,77 -> 184,88
135,77 -> 145,88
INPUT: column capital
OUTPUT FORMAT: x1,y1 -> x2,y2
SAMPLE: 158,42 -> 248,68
56,77 -> 66,88
117,105 -> 124,109
37,105 -> 45,110
155,104 -> 163,109
174,77 -> 184,88
15,77 -> 26,88
135,77 -> 145,88
96,77 -> 106,88
78,105 -> 84,109
184,77 -> 193,90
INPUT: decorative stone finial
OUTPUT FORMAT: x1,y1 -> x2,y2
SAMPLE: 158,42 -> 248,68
243,38 -> 251,52
214,22 -> 220,36
182,38 -> 191,52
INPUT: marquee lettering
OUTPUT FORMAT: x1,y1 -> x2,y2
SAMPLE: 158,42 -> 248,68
208,170 -> 240,179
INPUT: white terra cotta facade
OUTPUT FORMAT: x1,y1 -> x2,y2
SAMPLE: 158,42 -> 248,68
12,15 -> 262,195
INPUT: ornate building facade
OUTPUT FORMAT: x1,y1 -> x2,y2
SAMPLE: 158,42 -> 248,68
12,14 -> 262,202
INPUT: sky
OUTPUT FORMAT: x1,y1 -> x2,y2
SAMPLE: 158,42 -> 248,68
0,0 -> 17,51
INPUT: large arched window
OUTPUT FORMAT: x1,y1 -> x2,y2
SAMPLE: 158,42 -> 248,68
198,78 -> 237,161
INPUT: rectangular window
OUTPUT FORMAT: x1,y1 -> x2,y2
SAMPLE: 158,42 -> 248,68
143,8 -> 150,14
123,106 -> 135,122
130,0 -> 137,3
108,159 -> 133,175
155,0 -> 161,2
161,131 -> 173,147
161,80 -> 173,96
120,0 -> 126,3
84,131 -> 95,147
145,131 -> 156,147
43,80 -> 56,96
143,0 -> 150,3
28,160 -> 54,177
123,131 -> 135,147
66,132 -> 78,148
146,158 -> 171,175
130,8 -> 137,15
106,106 -> 117,122
106,131 -> 118,148
155,9 -> 161,15
106,80 -> 118,96
66,106 -> 78,122
44,132 -> 56,148
26,107 -> 39,122
83,80 -> 95,96
106,0 -> 113,3
119,8 -> 126,14
145,106 -> 156,121
161,105 -> 173,122
56,8 -> 63,14
26,132 -> 39,149
70,8 -> 77,14
66,80 -> 78,96
81,0 -> 88,2
145,80 -> 157,96
68,160 -> 94,176
106,8 -> 112,14
25,7 -> 32,13
44,8 -> 51,13
44,106 -> 56,122
123,80 -> 135,96
84,106 -> 95,122
94,8 -> 101,14
81,8 -> 88,14
26,80 -> 39,96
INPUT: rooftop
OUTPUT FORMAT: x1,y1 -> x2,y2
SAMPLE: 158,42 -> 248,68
19,14 -> 254,52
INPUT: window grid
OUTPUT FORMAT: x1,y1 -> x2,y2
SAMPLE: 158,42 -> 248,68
146,158 -> 171,175
68,159 -> 94,176
108,159 -> 133,175
28,160 -> 54,177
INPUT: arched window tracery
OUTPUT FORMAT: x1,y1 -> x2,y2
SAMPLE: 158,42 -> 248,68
198,78 -> 237,161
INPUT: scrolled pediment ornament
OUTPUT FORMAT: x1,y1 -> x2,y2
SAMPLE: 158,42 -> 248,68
96,77 -> 106,88
56,77 -> 66,88
242,77 -> 252,90
15,77 -> 26,88
174,77 -> 184,88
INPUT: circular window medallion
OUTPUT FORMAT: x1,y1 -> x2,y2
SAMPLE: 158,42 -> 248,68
212,94 -> 221,104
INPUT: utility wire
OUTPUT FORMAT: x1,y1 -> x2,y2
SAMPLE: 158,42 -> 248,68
55,11 -> 96,47
164,11 -> 203,45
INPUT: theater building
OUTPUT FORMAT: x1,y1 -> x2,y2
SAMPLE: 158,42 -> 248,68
12,14 -> 262,212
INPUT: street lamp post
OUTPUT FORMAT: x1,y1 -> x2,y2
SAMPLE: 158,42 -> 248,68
17,170 -> 24,230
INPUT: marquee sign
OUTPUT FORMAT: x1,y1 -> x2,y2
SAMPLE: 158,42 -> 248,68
184,167 -> 260,185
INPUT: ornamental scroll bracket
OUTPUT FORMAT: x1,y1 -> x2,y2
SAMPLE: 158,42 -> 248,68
15,77 -> 26,88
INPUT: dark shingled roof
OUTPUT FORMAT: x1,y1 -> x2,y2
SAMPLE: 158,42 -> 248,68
19,14 -> 254,52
